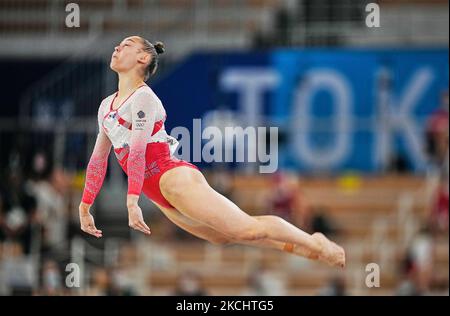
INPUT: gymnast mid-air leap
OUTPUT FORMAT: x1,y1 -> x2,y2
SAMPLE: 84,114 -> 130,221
79,35 -> 346,268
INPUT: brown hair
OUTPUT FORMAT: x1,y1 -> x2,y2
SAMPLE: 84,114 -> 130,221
139,37 -> 165,81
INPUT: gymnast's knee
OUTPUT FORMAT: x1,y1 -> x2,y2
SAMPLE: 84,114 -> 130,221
233,225 -> 267,242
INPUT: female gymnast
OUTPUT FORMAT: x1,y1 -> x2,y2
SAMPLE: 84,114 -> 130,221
79,36 -> 345,268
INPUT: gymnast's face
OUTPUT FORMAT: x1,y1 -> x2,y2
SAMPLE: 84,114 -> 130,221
110,36 -> 150,75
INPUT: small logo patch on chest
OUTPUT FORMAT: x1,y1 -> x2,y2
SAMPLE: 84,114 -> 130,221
137,111 -> 145,119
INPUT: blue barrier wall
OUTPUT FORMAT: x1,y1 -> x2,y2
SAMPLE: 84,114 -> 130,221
152,49 -> 449,173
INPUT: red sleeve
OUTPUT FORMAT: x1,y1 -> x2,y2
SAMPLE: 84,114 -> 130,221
81,152 -> 109,204
81,102 -> 112,204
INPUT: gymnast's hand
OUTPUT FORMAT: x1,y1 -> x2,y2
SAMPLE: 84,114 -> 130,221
127,195 -> 151,235
79,202 -> 103,238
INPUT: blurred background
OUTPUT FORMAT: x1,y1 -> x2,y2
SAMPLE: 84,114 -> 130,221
0,0 -> 448,296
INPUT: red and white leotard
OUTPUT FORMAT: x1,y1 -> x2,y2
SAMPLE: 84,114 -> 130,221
81,84 -> 198,208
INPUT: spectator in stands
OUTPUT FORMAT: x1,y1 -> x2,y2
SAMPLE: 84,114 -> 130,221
268,172 -> 296,222
173,271 -> 207,296
208,166 -> 233,200
0,242 -> 36,295
273,6 -> 291,46
292,178 -> 312,229
0,185 -> 5,245
39,259 -> 63,296
29,151 -> 52,181
88,267 -> 109,296
109,266 -> 138,296
387,153 -> 410,173
309,206 -> 337,237
319,275 -> 347,296
407,225 -> 435,295
396,252 -> 421,296
27,159 -> 71,254
86,267 -> 124,296
245,263 -> 286,296
0,170 -> 38,255
425,90 -> 449,172
269,176 -> 338,237
253,0 -> 299,49
430,176 -> 449,233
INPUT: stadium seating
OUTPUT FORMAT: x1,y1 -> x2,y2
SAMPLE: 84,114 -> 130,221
140,175 -> 448,296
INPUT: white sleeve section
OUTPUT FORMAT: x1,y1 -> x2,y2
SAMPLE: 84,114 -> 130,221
127,92 -> 158,196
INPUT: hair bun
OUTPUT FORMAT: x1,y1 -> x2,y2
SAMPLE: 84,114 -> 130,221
153,42 -> 165,55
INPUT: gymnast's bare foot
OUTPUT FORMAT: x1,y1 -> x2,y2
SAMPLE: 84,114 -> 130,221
312,232 -> 346,268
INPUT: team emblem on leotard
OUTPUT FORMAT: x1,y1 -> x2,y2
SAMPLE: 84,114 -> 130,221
144,161 -> 160,178
137,111 -> 145,118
